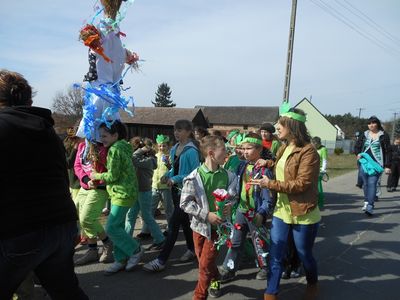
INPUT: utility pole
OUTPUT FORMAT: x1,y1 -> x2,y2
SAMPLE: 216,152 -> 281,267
392,112 -> 397,142
357,108 -> 365,118
282,0 -> 297,103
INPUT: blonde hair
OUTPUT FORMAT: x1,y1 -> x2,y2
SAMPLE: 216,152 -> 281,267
200,135 -> 225,158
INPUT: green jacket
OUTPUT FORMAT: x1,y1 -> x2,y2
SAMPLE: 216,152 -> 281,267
94,140 -> 138,207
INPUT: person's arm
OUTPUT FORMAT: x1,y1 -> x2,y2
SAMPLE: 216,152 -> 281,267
266,146 -> 320,194
383,133 -> 392,169
171,148 -> 200,185
132,148 -> 156,169
74,144 -> 90,188
320,147 -> 328,173
180,174 -> 208,222
93,147 -> 120,183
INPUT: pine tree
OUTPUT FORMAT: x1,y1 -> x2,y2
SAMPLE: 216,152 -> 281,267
152,83 -> 176,107
394,119 -> 400,137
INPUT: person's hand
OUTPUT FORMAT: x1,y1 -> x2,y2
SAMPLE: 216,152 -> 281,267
222,203 -> 232,217
357,154 -> 361,160
207,212 -> 223,225
126,50 -> 139,65
385,168 -> 391,175
255,159 -> 274,168
87,180 -> 97,190
254,213 -> 264,227
89,171 -> 97,180
166,178 -> 174,187
141,146 -> 151,153
250,175 -> 270,188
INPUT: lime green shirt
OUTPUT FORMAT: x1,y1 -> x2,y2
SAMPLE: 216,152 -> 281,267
274,145 -> 321,224
317,146 -> 328,169
239,164 -> 255,213
198,164 -> 229,213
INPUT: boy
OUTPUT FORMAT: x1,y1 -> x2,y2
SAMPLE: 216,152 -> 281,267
180,136 -> 238,299
220,133 -> 274,282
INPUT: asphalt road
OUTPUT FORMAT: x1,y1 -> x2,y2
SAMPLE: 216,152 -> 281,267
38,170 -> 400,299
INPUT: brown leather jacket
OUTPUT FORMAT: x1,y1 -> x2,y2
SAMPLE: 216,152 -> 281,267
265,143 -> 320,217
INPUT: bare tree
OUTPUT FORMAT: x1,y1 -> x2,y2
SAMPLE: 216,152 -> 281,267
52,86 -> 84,119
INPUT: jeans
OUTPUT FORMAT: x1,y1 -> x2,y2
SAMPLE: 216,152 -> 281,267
266,216 -> 319,295
125,191 -> 165,244
0,221 -> 88,300
359,166 -> 380,210
141,188 -> 174,234
223,211 -> 268,272
158,187 -> 194,263
107,204 -> 140,262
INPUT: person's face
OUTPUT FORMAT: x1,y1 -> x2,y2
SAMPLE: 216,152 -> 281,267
194,131 -> 202,141
229,134 -> 238,146
174,128 -> 191,142
276,122 -> 290,140
394,139 -> 400,145
242,143 -> 261,162
368,122 -> 379,132
99,128 -> 118,148
260,130 -> 272,140
211,145 -> 227,165
158,143 -> 169,153
235,146 -> 244,159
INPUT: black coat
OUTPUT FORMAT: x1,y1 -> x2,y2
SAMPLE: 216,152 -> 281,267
354,130 -> 392,168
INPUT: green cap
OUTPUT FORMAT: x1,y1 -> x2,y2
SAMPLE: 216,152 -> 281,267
156,134 -> 169,144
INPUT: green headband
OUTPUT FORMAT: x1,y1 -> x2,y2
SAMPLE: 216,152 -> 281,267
279,102 -> 306,123
240,137 -> 262,146
227,129 -> 240,141
156,134 -> 169,144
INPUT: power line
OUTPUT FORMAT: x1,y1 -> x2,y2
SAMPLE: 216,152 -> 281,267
309,0 -> 400,57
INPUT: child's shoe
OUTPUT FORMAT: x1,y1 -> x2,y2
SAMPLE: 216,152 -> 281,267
362,202 -> 368,211
99,241 -> 114,263
74,248 -> 99,266
125,247 -> 144,271
104,261 -> 125,276
208,280 -> 222,298
143,258 -> 165,272
256,267 -> 268,280
219,268 -> 236,283
180,249 -> 195,262
136,232 -> 151,241
147,240 -> 165,251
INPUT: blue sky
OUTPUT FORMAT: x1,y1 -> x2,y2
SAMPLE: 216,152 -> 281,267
1,0 -> 399,121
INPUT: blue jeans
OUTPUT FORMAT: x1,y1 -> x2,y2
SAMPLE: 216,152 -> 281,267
266,217 -> 319,295
359,166 -> 380,210
142,188 -> 174,234
0,221 -> 88,300
125,191 -> 165,244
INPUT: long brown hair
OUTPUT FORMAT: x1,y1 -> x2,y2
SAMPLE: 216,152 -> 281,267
278,108 -> 310,147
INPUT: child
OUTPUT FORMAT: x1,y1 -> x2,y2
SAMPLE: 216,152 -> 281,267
74,141 -> 113,265
224,132 -> 244,174
64,127 -> 82,202
139,134 -> 174,238
125,138 -> 165,250
91,120 -> 142,275
220,133 -> 274,282
311,136 -> 328,209
143,119 -> 200,271
180,135 -> 238,299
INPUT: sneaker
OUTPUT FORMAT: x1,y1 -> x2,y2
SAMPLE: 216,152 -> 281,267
125,247 -> 144,271
219,268 -> 236,283
365,206 -> 374,216
136,232 -> 151,241
256,268 -> 268,280
163,230 -> 169,237
147,240 -> 165,251
290,268 -> 301,278
143,258 -> 166,272
180,250 -> 195,263
74,249 -> 99,266
104,261 -> 125,276
208,280 -> 222,298
99,241 -> 114,263
362,202 -> 368,211
355,183 -> 363,189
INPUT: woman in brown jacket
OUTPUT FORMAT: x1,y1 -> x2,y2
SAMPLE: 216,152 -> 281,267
252,107 -> 321,300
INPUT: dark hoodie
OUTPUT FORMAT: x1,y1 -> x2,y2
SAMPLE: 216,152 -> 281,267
0,106 -> 77,239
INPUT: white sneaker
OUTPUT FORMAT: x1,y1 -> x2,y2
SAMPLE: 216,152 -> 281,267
143,258 -> 166,272
126,247 -> 144,271
104,261 -> 125,276
180,249 -> 196,263
362,202 -> 368,211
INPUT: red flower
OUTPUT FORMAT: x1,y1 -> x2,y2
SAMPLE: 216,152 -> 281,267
226,239 -> 232,248
234,223 -> 242,230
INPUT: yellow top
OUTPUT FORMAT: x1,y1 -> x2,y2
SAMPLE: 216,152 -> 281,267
273,145 -> 321,224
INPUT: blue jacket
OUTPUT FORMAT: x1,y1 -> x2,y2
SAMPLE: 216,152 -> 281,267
236,161 -> 274,218
166,141 -> 200,186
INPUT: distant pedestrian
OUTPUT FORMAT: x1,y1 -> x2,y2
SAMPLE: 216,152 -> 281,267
386,137 -> 400,192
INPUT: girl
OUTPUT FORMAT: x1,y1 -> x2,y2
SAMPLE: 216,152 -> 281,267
91,121 -> 142,275
252,107 -> 321,300
143,120 -> 200,271
74,142 -> 113,265
125,138 -> 165,250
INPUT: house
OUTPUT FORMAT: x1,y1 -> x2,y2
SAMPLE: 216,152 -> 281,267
294,98 -> 337,149
195,106 -> 279,134
120,107 -> 208,140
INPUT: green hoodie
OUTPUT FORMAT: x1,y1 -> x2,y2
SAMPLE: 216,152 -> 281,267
94,140 -> 138,207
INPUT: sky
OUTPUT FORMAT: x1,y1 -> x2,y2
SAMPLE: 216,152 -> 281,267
1,0 -> 399,121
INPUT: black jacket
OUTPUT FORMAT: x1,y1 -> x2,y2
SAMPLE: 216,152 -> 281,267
0,106 -> 77,239
354,130 -> 392,168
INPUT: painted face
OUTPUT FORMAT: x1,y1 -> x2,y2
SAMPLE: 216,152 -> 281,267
174,128 -> 191,142
368,122 -> 379,132
99,128 -> 118,148
260,130 -> 272,141
276,122 -> 290,140
158,143 -> 169,154
211,145 -> 227,165
242,143 -> 261,162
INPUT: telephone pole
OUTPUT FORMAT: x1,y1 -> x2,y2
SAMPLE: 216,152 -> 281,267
282,0 -> 297,103
392,112 -> 397,142
357,108 -> 365,118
